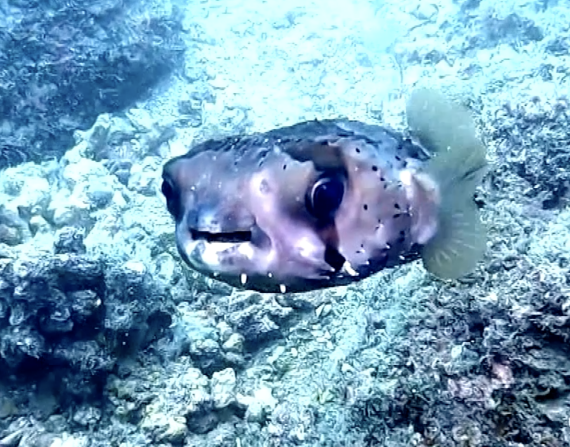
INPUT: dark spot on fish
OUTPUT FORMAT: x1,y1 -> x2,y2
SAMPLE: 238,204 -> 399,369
393,213 -> 401,219
372,165 -> 378,172
395,155 -> 401,161
397,231 -> 406,244
363,204 -> 368,211
355,147 -> 361,153
394,203 -> 401,210
283,164 -> 287,170
257,150 -> 269,166
380,176 -> 385,182
324,245 -> 345,271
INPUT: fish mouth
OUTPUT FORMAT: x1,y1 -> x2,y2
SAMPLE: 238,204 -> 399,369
190,229 -> 252,244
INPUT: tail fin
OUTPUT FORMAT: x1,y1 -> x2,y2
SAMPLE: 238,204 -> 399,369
406,88 -> 487,279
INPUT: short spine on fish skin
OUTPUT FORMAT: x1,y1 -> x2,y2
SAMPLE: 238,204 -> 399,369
240,271 -> 286,293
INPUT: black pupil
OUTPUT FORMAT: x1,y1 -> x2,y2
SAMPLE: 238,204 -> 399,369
161,181 -> 173,199
161,180 -> 181,219
309,177 -> 344,219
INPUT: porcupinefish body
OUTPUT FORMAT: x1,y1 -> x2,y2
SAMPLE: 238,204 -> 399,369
161,89 -> 488,293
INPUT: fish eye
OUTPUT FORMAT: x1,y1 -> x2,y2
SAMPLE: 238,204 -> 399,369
161,180 -> 173,199
307,176 -> 345,219
161,179 -> 181,219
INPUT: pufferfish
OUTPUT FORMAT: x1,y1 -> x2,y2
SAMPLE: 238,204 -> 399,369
161,88 -> 488,293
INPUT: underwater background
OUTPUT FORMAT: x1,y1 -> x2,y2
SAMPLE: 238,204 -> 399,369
1,0 -> 570,445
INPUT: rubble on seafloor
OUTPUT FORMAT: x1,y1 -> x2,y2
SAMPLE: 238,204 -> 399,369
1,0 -> 570,446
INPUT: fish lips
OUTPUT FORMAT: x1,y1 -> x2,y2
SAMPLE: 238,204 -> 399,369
174,206 -> 276,276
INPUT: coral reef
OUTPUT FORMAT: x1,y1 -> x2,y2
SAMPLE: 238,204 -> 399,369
2,0 -> 570,446
0,0 -> 184,169
0,226 -> 174,401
